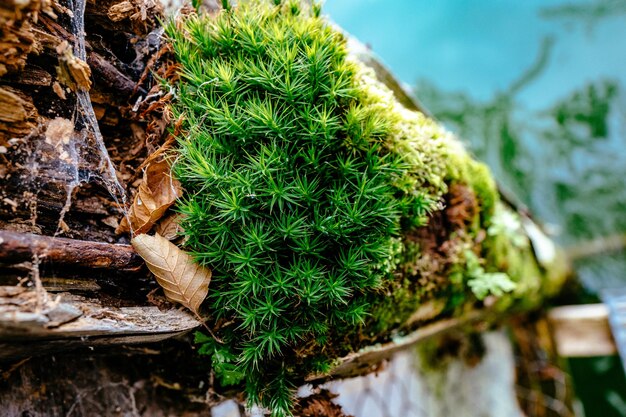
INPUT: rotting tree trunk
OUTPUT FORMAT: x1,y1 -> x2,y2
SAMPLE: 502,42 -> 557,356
0,0 -> 186,344
0,1 -> 217,412
0,1 -> 573,416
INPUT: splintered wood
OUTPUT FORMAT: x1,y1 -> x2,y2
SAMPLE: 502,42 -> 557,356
55,40 -> 92,91
0,0 -> 46,77
0,287 -> 200,359
0,86 -> 39,142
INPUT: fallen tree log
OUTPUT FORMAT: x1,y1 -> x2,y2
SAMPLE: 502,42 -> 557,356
0,1 -> 573,416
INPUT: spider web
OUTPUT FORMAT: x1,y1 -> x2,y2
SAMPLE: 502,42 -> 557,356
17,0 -> 129,235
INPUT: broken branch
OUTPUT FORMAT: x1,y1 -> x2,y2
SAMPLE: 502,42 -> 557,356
0,230 -> 143,272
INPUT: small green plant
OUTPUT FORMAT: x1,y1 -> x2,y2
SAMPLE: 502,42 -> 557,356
165,1 -> 521,415
465,250 -> 516,300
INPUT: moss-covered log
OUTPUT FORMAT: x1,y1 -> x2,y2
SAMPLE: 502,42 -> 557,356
155,2 -> 570,414
0,1 -> 569,416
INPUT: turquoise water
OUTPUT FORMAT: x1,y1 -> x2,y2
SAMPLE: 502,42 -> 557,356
325,0 -> 626,106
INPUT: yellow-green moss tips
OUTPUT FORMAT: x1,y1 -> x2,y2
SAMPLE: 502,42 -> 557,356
165,1 -> 561,415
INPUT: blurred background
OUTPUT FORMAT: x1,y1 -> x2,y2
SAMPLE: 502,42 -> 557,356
325,0 -> 626,415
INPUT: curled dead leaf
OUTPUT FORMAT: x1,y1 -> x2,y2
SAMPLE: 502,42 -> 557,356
131,233 -> 211,316
118,159 -> 182,235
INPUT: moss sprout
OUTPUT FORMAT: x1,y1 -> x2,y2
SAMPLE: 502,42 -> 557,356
164,1 -> 560,415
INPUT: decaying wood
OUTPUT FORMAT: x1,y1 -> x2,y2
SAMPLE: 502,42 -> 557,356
294,390 -> 354,417
87,51 -> 141,95
0,0 -> 48,77
0,0 -> 195,377
0,0 -> 170,241
548,304 -> 616,356
0,85 -> 40,141
55,40 -> 92,91
0,286 -> 200,360
86,0 -> 163,35
0,230 -> 143,272
0,1 -> 236,415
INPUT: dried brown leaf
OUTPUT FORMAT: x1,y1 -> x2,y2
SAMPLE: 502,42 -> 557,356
131,233 -> 210,316
155,213 -> 184,240
118,159 -> 182,234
